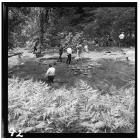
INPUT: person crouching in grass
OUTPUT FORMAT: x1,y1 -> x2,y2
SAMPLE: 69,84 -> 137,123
45,64 -> 56,86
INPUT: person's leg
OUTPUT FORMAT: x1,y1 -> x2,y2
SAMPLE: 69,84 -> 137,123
60,53 -> 63,62
66,54 -> 69,64
51,76 -> 54,83
60,54 -> 62,62
49,76 -> 53,85
48,76 -> 51,86
58,55 -> 60,62
69,54 -> 71,64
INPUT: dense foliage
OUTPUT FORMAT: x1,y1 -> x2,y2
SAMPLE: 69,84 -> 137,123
8,77 -> 134,133
8,7 -> 135,50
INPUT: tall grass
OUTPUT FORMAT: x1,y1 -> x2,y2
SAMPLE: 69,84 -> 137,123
8,77 -> 135,133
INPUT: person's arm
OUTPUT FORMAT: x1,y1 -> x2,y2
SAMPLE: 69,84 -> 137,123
53,68 -> 56,76
45,69 -> 50,77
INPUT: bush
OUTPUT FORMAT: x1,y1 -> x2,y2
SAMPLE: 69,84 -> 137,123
8,77 -> 135,133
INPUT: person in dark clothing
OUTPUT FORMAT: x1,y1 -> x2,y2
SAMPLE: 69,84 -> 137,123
34,40 -> 39,51
33,41 -> 39,57
66,54 -> 71,64
34,45 -> 37,52
58,45 -> 63,62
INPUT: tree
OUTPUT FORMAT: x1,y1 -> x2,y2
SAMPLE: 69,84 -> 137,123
8,7 -> 135,51
83,7 -> 135,47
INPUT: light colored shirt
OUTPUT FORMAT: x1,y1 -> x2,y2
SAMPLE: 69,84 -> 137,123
119,33 -> 125,40
46,67 -> 55,76
67,47 -> 72,54
84,45 -> 88,52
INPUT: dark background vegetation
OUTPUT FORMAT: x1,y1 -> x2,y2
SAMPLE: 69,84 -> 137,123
8,6 -> 135,51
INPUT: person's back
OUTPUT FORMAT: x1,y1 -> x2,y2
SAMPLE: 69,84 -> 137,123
47,67 -> 55,76
46,64 -> 56,86
67,47 -> 72,54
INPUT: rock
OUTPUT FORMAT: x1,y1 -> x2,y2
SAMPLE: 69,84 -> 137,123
76,67 -> 80,69
74,72 -> 78,75
105,51 -> 111,53
83,73 -> 88,75
80,69 -> 84,72
74,70 -> 80,72
87,66 -> 92,69
71,68 -> 76,70
89,64 -> 94,67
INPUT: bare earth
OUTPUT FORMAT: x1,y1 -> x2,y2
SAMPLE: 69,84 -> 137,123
8,48 -> 135,68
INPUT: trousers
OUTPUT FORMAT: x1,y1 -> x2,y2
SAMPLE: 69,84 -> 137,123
48,76 -> 54,85
66,54 -> 71,64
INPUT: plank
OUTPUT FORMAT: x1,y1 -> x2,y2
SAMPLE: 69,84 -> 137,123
8,52 -> 23,58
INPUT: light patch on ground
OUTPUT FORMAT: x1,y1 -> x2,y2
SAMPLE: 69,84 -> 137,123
8,48 -> 135,69
82,48 -> 135,63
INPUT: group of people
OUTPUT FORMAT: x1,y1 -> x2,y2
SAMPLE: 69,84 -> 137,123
58,43 -> 89,63
57,44 -> 72,64
45,43 -> 89,86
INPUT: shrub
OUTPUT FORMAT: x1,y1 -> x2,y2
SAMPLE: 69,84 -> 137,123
8,77 -> 135,133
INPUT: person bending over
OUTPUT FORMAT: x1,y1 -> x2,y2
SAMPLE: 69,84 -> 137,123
45,64 -> 56,86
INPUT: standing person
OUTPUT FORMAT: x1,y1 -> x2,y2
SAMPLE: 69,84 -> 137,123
45,64 -> 56,86
58,45 -> 63,62
119,32 -> 125,53
84,43 -> 89,53
74,47 -> 80,62
76,44 -> 80,56
34,46 -> 37,53
78,44 -> 82,57
66,46 -> 72,64
33,41 -> 38,54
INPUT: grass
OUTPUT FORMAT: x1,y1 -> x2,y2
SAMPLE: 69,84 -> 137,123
8,55 -> 135,90
8,77 -> 135,133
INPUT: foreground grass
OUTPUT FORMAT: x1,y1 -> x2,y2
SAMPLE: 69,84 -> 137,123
8,77 -> 135,133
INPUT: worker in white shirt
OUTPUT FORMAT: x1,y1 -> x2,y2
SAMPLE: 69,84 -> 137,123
84,44 -> 89,53
45,64 -> 56,86
66,47 -> 72,64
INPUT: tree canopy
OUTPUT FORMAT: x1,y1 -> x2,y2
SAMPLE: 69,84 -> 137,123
8,7 -> 135,50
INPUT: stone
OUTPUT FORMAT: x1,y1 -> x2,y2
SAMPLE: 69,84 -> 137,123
80,69 -> 84,72
88,66 -> 92,69
89,64 -> 94,67
83,73 -> 88,75
74,72 -> 78,75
